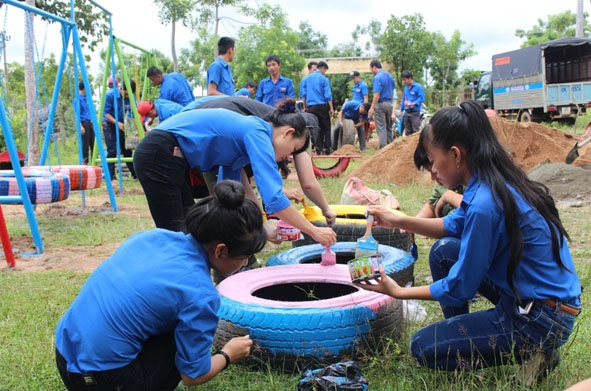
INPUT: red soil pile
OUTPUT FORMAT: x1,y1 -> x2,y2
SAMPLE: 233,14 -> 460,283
349,116 -> 591,186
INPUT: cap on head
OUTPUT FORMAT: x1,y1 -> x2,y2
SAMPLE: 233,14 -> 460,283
350,71 -> 360,78
137,101 -> 154,122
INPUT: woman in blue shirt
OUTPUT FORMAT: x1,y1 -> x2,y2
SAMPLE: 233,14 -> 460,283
357,101 -> 581,379
56,180 -> 265,390
133,99 -> 336,246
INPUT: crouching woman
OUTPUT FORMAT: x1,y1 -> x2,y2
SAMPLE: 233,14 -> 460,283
55,180 -> 266,390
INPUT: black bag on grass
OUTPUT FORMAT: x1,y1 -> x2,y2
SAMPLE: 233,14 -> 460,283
296,361 -> 368,391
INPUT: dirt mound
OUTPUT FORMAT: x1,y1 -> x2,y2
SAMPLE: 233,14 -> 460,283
528,162 -> 591,204
332,144 -> 360,156
349,116 -> 591,187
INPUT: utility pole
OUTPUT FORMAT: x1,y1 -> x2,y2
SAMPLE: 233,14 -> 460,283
576,0 -> 584,37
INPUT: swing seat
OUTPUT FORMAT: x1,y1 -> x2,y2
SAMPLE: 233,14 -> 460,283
26,165 -> 102,191
0,170 -> 70,204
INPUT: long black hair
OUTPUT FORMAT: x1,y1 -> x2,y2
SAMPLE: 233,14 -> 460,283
428,100 -> 570,300
184,180 -> 266,257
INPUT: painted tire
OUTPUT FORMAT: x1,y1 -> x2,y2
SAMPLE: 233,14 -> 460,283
293,221 -> 411,253
311,157 -> 351,178
300,204 -> 404,225
267,242 -> 415,286
26,165 -> 102,191
339,119 -> 355,147
214,264 -> 403,372
0,170 -> 70,204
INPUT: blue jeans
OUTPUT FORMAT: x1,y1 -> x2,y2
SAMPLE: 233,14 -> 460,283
410,237 -> 577,370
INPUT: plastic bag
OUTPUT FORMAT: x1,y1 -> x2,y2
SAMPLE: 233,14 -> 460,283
340,176 -> 400,210
296,361 -> 368,391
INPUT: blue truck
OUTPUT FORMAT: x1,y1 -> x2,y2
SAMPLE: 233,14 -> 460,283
475,37 -> 591,122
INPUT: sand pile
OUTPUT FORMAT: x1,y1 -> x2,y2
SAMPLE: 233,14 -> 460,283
349,116 -> 591,192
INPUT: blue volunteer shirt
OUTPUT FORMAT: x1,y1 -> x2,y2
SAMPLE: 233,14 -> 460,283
341,100 -> 365,121
154,109 -> 290,214
207,57 -> 235,96
235,88 -> 251,98
102,88 -> 124,123
154,98 -> 184,122
301,70 -> 332,106
56,229 -> 219,378
160,73 -> 195,107
255,75 -> 295,106
77,93 -> 91,122
352,80 -> 368,103
431,174 -> 581,307
372,70 -> 395,103
401,81 -> 426,111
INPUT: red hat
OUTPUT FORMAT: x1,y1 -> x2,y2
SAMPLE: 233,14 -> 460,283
137,101 -> 154,122
107,76 -> 118,87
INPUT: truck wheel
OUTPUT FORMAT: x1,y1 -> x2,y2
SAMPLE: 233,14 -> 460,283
518,110 -> 532,123
339,119 -> 356,147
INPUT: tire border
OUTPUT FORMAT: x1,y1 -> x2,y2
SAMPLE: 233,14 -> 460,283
0,170 -> 70,204
27,165 -> 102,190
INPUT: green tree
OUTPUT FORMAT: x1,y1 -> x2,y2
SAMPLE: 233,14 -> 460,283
296,21 -> 328,58
153,0 -> 195,72
379,14 -> 434,90
515,10 -> 590,47
428,30 -> 476,96
233,3 -> 306,96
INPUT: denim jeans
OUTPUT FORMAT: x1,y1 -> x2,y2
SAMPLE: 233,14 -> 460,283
56,332 -> 181,391
410,237 -> 577,370
102,123 -> 136,180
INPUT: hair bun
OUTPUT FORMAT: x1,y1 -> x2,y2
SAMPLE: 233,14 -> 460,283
214,180 -> 245,209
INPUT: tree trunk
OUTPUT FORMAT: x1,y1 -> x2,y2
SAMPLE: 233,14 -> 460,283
171,20 -> 178,72
24,0 -> 40,166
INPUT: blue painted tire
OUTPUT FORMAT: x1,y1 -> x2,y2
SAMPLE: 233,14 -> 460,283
214,264 -> 403,372
0,170 -> 70,204
266,242 -> 416,286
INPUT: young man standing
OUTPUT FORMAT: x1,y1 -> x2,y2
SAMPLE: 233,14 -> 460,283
368,60 -> 395,149
255,55 -> 295,106
350,71 -> 368,103
206,37 -> 235,96
400,70 -> 426,136
76,81 -> 95,165
301,61 -> 334,155
147,66 -> 194,107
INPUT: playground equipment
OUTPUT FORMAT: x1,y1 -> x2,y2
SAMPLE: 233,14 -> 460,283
0,0 -> 116,259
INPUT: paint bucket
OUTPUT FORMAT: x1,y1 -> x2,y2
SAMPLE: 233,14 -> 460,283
347,254 -> 383,282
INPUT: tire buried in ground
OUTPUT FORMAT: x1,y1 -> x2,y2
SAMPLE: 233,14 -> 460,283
266,241 -> 415,286
214,264 -> 403,372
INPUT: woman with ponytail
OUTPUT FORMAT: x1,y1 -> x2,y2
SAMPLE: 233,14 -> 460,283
133,97 -> 336,247
356,101 -> 581,380
56,181 -> 265,390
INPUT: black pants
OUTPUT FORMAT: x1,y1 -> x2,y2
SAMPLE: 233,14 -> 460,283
403,110 -> 421,136
81,120 -> 95,165
133,130 -> 194,232
307,104 -> 332,153
56,333 -> 181,391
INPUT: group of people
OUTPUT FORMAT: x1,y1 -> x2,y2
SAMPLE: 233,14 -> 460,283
61,37 -> 583,390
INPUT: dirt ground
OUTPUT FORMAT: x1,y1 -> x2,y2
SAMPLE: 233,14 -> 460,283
3,116 -> 591,273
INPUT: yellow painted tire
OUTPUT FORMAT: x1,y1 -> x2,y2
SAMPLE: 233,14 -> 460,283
300,204 -> 405,225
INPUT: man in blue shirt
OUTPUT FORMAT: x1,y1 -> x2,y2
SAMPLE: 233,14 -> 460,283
255,55 -> 295,106
368,60 -> 395,149
137,99 -> 184,127
147,66 -> 194,107
235,81 -> 257,98
76,81 -> 95,165
299,61 -> 317,100
400,70 -> 426,136
333,100 -> 371,151
207,37 -> 235,96
301,61 -> 334,155
102,79 -> 137,181
350,71 -> 368,103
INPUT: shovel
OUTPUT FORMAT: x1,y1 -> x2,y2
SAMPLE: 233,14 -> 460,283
565,135 -> 591,164
355,213 -> 378,258
301,199 -> 316,220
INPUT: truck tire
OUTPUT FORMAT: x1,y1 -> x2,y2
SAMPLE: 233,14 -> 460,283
214,264 -> 403,372
339,119 -> 355,147
518,110 -> 532,123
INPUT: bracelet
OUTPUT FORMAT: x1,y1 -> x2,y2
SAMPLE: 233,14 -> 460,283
218,350 -> 231,370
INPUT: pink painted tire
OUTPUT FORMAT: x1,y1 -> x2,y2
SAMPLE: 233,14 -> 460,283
214,264 -> 403,371
26,165 -> 102,191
